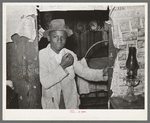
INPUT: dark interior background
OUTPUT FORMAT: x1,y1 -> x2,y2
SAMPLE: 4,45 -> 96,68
38,9 -> 109,59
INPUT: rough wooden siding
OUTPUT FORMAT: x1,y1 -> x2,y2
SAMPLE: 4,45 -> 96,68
7,33 -> 41,109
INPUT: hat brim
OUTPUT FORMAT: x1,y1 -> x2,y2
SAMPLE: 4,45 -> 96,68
43,29 -> 73,38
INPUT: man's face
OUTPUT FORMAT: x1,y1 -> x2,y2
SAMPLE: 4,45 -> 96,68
49,31 -> 67,54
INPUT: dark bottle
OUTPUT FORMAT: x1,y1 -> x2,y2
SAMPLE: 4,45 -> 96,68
126,47 -> 139,79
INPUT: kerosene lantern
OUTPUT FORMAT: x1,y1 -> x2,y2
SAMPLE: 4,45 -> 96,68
123,47 -> 140,102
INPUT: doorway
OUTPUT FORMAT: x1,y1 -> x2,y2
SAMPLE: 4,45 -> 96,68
38,9 -> 111,109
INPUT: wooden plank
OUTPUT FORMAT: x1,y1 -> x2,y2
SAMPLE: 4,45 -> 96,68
94,31 -> 106,58
25,35 -> 41,109
71,31 -> 80,58
108,23 -> 120,98
80,30 -> 89,58
87,31 -> 95,58
9,34 -> 30,109
7,19 -> 41,109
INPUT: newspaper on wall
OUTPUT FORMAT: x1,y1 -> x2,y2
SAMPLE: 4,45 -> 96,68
110,6 -> 145,97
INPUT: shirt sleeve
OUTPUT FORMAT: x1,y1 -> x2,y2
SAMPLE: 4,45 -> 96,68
72,53 -> 105,81
39,51 -> 69,89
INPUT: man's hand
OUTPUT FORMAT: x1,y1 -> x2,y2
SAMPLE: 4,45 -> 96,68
60,53 -> 74,69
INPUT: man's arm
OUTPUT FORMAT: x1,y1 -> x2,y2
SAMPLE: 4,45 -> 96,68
73,54 -> 106,81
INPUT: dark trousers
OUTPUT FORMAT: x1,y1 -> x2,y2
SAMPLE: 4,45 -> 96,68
59,91 -> 65,109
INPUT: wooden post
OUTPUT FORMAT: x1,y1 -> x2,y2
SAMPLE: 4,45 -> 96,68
108,22 -> 120,99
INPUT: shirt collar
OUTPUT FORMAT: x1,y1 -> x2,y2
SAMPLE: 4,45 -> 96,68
46,43 -> 64,58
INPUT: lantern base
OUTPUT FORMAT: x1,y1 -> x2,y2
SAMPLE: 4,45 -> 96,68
123,94 -> 138,103
123,86 -> 138,103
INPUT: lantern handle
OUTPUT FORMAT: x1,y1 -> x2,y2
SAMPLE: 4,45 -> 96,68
133,79 -> 140,87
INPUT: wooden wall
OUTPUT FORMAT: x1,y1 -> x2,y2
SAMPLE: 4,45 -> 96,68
7,33 -> 41,109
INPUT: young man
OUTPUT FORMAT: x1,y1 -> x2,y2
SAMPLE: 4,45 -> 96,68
39,19 -> 108,109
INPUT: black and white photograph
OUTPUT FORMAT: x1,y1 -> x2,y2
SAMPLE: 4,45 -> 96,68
3,2 -> 148,121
